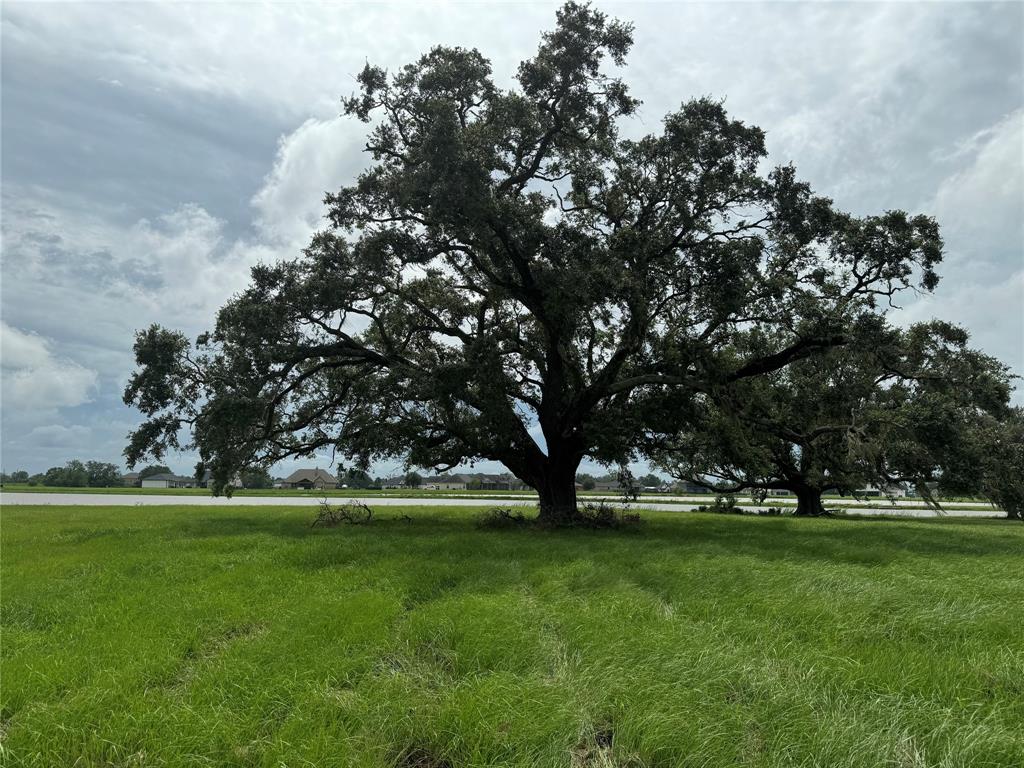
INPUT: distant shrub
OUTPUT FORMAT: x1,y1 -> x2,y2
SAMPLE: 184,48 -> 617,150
478,503 -> 642,530
696,495 -> 743,514
575,501 -> 643,529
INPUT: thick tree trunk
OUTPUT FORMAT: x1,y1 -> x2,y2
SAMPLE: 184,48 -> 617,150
534,463 -> 580,526
792,486 -> 826,517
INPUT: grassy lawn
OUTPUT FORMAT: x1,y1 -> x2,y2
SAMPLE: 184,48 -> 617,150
2,505 -> 1022,767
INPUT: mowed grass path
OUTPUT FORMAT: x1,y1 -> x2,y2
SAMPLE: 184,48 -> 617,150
2,505 -> 1022,767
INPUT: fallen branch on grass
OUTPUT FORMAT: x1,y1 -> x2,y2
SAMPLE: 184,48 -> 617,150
312,498 -> 374,527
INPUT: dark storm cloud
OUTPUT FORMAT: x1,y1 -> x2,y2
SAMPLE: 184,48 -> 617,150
1,25 -> 286,232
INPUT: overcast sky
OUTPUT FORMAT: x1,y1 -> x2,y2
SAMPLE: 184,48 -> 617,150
2,1 -> 1022,478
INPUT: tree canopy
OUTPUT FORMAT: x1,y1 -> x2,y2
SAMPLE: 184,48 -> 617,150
340,468 -> 375,489
138,464 -> 172,480
240,468 -> 273,489
37,460 -> 123,488
125,2 -> 945,524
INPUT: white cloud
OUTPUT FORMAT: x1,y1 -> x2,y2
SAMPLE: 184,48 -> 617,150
0,113 -> 369,426
1,2 -> 547,120
251,117 -> 367,247
622,1 -> 1022,215
899,270 -> 1024,403
2,198 -> 235,354
1,320 -> 53,370
897,109 -> 1024,402
0,322 -> 98,412
931,109 -> 1024,272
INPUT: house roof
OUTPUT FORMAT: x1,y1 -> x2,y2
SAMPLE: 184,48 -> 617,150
284,468 -> 338,484
422,472 -> 527,484
142,473 -> 193,482
425,473 -> 472,483
476,473 -> 517,483
121,472 -> 140,479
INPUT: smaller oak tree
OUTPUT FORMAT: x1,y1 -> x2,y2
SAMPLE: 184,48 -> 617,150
651,320 -> 1015,516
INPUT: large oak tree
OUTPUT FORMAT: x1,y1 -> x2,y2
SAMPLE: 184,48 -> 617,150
124,2 -> 941,524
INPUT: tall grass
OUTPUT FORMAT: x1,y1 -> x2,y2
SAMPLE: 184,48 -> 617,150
2,504 -> 1022,766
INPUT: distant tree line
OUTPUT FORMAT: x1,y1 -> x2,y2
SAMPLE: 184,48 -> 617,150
1,462 -> 277,490
2,460 -> 123,488
239,469 -> 273,489
575,472 -> 667,491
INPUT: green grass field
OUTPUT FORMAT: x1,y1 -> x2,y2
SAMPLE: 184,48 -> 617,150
2,504 -> 1022,767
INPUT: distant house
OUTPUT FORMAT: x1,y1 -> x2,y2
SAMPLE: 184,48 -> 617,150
121,472 -> 141,487
468,473 -> 528,491
853,483 -> 908,499
423,473 -> 471,490
199,470 -> 242,489
140,473 -> 196,489
902,482 -> 934,499
593,477 -> 642,494
419,472 -> 529,491
281,468 -> 338,490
